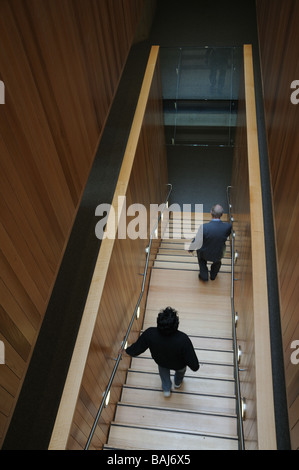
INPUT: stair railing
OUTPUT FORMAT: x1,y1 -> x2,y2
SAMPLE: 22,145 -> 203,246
84,183 -> 173,450
227,185 -> 245,450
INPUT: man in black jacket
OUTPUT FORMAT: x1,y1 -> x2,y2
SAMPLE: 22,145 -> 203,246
190,204 -> 232,281
123,307 -> 199,397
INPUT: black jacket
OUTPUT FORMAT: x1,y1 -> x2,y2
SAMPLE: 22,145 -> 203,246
126,327 -> 199,371
198,219 -> 232,262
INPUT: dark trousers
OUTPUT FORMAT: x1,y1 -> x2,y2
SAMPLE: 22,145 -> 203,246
158,366 -> 186,392
197,251 -> 221,281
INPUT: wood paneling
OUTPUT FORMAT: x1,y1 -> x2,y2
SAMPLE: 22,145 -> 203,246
243,45 -> 276,449
230,45 -> 276,450
0,0 -> 145,447
231,85 -> 257,449
256,0 -> 299,450
49,46 -> 168,450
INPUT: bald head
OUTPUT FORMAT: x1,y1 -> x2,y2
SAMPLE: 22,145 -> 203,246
211,204 -> 224,219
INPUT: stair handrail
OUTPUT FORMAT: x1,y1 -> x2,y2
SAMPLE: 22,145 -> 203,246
226,185 -> 245,450
84,183 -> 173,450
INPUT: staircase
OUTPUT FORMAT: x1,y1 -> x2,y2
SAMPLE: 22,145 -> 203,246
105,213 -> 238,450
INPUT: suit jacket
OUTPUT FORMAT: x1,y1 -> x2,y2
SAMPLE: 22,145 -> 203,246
197,219 -> 232,262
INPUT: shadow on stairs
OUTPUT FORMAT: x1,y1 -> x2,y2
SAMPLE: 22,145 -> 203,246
104,213 -> 238,450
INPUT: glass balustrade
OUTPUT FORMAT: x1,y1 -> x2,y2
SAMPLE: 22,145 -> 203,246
160,46 -> 243,146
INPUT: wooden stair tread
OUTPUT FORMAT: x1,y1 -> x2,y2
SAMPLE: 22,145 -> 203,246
125,370 -> 236,395
144,305 -> 232,318
156,253 -> 231,263
107,422 -> 238,450
114,403 -> 237,436
121,385 -> 236,414
144,270 -> 232,321
153,262 -> 231,272
158,248 -> 230,258
143,314 -> 232,339
183,335 -> 233,350
116,401 -> 237,418
145,266 -> 232,294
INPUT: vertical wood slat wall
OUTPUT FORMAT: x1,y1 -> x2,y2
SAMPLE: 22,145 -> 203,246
49,46 -> 167,450
256,0 -> 299,449
0,0 -> 145,448
231,45 -> 276,450
231,84 -> 257,448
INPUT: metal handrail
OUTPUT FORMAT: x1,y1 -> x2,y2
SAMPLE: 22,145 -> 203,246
84,183 -> 173,450
226,185 -> 245,450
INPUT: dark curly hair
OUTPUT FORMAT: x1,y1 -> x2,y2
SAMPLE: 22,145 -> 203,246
157,307 -> 179,335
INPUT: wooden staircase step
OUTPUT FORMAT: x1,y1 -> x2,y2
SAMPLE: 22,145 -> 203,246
121,385 -> 236,414
145,305 -> 231,325
153,261 -> 198,272
185,335 -> 233,351
156,253 -> 231,264
156,254 -> 199,263
143,311 -> 232,338
158,245 -> 231,259
125,370 -> 236,396
114,403 -> 237,437
145,293 -> 232,312
145,268 -> 232,310
158,248 -> 231,258
153,260 -> 231,272
129,356 -> 234,380
106,422 -> 238,450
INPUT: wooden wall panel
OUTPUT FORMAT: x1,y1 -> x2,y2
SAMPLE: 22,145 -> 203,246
230,45 -> 276,450
0,0 -> 145,448
256,0 -> 299,450
231,82 -> 258,450
49,47 -> 168,450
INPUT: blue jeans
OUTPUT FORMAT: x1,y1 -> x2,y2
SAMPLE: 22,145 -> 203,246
158,366 -> 187,392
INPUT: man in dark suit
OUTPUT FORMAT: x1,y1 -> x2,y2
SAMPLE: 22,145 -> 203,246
190,204 -> 232,281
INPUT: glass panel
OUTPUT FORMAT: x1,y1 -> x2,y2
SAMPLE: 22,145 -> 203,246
160,46 -> 242,146
160,47 -> 181,145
